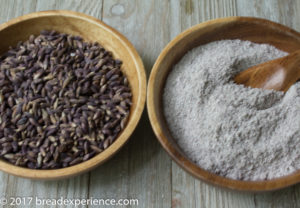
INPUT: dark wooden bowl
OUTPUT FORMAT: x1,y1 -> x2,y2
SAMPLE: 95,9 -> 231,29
147,17 -> 300,191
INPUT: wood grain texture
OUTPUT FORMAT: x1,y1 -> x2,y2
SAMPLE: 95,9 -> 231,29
235,1 -> 300,206
90,1 -> 172,207
236,2 -> 300,207
168,1 -> 251,208
0,0 -> 300,208
0,1 -> 102,208
168,1 -> 199,207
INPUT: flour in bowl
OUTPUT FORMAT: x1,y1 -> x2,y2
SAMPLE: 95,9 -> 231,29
163,39 -> 300,181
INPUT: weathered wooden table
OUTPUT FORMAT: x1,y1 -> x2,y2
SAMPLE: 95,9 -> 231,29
0,0 -> 300,207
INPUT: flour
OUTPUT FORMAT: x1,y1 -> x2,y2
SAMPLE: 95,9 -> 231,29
163,39 -> 300,181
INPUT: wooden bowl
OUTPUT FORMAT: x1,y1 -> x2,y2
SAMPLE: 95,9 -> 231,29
147,17 -> 300,191
0,10 -> 146,179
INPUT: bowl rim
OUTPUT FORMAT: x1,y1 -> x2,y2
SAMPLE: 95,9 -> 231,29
0,10 -> 146,179
147,16 -> 300,192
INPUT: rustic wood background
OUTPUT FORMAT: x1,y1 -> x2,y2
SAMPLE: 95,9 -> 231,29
0,0 -> 300,207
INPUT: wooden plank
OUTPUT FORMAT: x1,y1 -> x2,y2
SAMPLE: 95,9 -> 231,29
89,1 -> 172,207
168,1 -> 198,208
198,0 -> 237,21
198,0 -> 300,208
3,174 -> 89,208
168,1 -> 253,208
237,0 -> 300,30
194,182 -> 256,208
0,2 -> 36,207
0,1 -> 103,208
0,0 -> 37,24
36,0 -> 103,18
235,1 -> 300,207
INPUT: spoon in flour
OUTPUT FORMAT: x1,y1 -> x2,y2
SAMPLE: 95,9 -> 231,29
234,50 -> 300,92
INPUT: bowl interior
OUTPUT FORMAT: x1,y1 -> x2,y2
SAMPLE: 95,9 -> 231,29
0,11 -> 146,179
148,17 -> 300,191
0,12 -> 140,112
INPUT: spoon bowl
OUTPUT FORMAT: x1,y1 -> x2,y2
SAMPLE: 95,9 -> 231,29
235,50 -> 300,92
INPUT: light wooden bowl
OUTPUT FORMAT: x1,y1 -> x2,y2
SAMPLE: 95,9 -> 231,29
147,17 -> 300,191
0,10 -> 146,179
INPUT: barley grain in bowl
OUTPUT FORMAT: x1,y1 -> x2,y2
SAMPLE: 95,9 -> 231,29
147,17 -> 300,191
0,30 -> 131,169
0,10 -> 146,179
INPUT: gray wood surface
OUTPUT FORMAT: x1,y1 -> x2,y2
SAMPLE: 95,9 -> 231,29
0,0 -> 300,207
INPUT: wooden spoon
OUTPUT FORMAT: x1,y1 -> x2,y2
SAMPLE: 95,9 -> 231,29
234,50 -> 300,92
